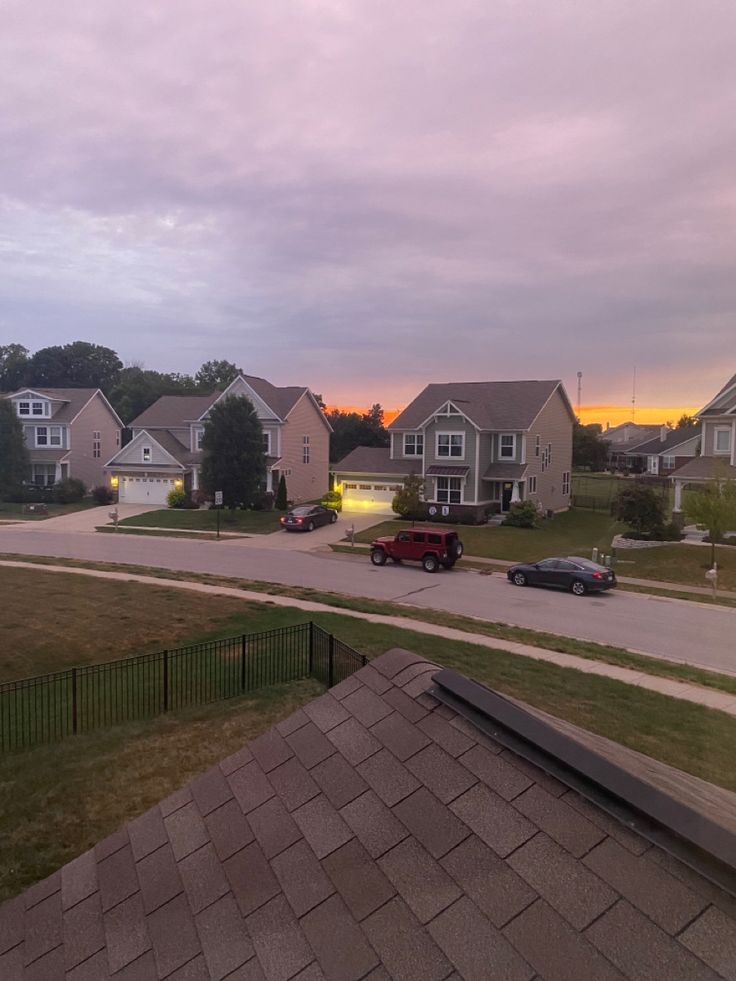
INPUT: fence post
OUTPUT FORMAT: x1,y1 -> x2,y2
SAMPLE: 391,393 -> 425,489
328,633 -> 334,688
241,634 -> 247,692
72,668 -> 78,735
308,621 -> 314,677
163,650 -> 169,712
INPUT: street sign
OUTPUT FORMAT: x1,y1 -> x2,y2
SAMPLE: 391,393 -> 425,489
214,491 -> 223,506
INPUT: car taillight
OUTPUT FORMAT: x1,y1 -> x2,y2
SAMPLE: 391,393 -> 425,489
295,518 -> 303,523
592,571 -> 603,579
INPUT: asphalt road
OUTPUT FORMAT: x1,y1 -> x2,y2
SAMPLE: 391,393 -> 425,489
1,527 -> 734,675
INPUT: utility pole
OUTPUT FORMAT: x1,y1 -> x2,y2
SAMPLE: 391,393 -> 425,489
576,371 -> 582,419
631,367 -> 637,422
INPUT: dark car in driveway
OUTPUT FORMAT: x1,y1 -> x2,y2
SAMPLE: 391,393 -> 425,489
507,556 -> 617,595
280,505 -> 338,532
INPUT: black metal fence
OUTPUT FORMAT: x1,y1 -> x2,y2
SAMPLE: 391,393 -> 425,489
0,622 -> 366,753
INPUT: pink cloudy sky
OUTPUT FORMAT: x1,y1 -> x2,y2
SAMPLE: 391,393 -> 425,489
1,1 -> 734,411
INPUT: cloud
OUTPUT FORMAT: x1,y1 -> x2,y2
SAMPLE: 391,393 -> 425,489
0,0 -> 735,406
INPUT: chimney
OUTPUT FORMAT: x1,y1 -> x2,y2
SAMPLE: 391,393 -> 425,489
606,422 -> 610,431
660,426 -> 669,442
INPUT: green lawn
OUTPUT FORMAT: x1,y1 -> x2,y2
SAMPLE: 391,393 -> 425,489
119,507 -> 283,533
572,472 -> 674,514
615,543 -> 736,591
354,509 -> 624,563
0,500 -> 101,521
1,565 -> 735,904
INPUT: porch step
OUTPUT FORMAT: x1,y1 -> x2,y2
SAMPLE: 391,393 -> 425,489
487,514 -> 505,526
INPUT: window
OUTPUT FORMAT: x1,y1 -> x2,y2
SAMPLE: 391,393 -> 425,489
541,444 -> 551,472
359,484 -> 372,490
412,533 -> 426,543
547,442 -> 552,464
18,401 -> 30,415
662,455 -> 676,470
262,432 -> 271,454
436,476 -> 462,504
404,434 -> 424,456
428,534 -> 442,545
92,431 -> 101,459
32,464 -> 56,486
535,435 -> 540,457
500,434 -> 516,459
562,471 -> 571,495
437,433 -> 464,458
528,475 -> 537,494
32,402 -> 45,416
142,446 -> 152,463
302,435 -> 310,464
35,426 -> 62,447
715,427 -> 732,454
115,431 -> 120,446
343,483 -> 357,489
397,532 -> 411,542
195,429 -> 204,450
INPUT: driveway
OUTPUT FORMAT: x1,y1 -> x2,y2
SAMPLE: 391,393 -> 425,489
232,510 -> 381,551
9,503 -> 161,533
0,525 -> 734,675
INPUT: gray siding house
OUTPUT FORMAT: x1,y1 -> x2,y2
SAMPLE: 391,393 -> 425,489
104,374 -> 331,505
672,372 -> 736,513
3,387 -> 123,489
335,380 -> 574,518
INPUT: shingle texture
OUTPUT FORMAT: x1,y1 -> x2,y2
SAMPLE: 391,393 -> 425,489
3,648 -> 735,980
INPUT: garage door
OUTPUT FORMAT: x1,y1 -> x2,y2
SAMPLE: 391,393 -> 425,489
118,476 -> 175,505
342,482 -> 399,514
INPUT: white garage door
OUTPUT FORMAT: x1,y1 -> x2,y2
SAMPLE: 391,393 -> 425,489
342,482 -> 399,514
118,476 -> 175,505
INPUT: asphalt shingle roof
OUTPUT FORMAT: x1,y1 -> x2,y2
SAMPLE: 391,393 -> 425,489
630,426 -> 701,456
388,380 -> 565,432
335,447 -> 420,475
3,650 -> 736,980
671,457 -> 736,480
5,388 -> 100,424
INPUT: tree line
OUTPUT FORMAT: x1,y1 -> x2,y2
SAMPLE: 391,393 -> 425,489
0,341 -> 390,463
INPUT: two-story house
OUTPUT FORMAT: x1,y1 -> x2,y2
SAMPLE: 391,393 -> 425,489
103,374 -> 331,505
672,372 -> 736,514
3,387 -> 123,488
631,425 -> 701,477
334,380 -> 574,519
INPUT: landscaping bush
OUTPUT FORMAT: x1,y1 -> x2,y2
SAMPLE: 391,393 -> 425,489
251,490 -> 275,511
612,483 -> 665,536
92,485 -> 114,505
321,490 -> 342,513
167,487 -> 187,509
53,478 -> 85,504
502,499 -> 540,528
6,485 -> 55,504
191,489 -> 209,507
276,475 -> 288,511
392,474 -> 425,520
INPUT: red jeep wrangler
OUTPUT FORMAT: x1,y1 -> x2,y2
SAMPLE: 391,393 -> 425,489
370,528 -> 464,573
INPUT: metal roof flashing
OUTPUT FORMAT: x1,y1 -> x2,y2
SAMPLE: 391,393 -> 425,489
431,669 -> 736,898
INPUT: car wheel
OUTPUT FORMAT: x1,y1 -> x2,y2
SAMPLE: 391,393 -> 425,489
571,579 -> 587,596
307,521 -> 315,532
330,511 -> 338,523
512,571 -> 527,586
455,542 -> 464,558
422,554 -> 439,573
371,548 -> 387,566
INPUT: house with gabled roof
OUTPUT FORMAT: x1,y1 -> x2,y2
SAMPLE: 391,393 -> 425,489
2,387 -> 123,489
335,380 -> 574,519
672,372 -> 736,513
4,647 -> 736,981
104,374 -> 331,506
631,425 -> 701,477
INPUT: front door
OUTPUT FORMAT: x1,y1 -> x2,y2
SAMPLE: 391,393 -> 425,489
502,482 -> 513,511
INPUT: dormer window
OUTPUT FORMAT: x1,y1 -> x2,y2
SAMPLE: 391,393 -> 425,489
142,446 -> 152,463
195,429 -> 204,451
17,399 -> 49,417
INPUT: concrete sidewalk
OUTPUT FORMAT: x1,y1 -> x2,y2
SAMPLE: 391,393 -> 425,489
3,558 -> 735,719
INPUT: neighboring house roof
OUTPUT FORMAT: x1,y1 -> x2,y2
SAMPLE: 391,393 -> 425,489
600,426 -> 660,447
131,395 -> 219,429
700,372 -> 736,416
4,649 -> 735,981
243,375 -> 307,420
5,387 -> 121,425
153,431 -> 201,467
630,426 -> 701,456
388,380 -> 566,432
27,448 -> 70,463
482,462 -> 528,480
670,457 -> 736,480
335,446 -> 419,475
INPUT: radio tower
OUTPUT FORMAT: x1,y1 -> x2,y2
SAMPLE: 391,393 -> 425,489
576,371 -> 582,418
631,367 -> 637,422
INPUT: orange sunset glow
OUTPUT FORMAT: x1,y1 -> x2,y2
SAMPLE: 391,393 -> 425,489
329,405 -> 700,427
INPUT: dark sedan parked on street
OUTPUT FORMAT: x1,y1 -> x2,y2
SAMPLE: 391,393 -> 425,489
506,556 -> 617,595
280,504 -> 338,532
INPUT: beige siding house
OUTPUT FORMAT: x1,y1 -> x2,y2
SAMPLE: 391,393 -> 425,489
3,387 -> 122,489
335,380 -> 574,518
104,374 -> 330,505
672,372 -> 736,512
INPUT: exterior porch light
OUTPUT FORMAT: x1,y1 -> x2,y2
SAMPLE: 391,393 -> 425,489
110,475 -> 119,488
174,478 -> 183,488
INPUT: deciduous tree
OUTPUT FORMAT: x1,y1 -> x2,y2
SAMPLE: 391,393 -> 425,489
0,401 -> 30,499
392,473 -> 425,519
684,471 -> 736,566
195,360 -> 241,391
612,483 -> 666,535
0,344 -> 29,390
200,396 -> 265,508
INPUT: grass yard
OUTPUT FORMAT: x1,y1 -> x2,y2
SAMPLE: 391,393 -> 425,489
572,472 -> 674,514
615,543 -> 736,592
354,509 -> 624,563
1,565 -> 736,898
0,500 -> 100,521
119,508 -> 283,533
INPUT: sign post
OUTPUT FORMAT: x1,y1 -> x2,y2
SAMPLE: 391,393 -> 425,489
214,491 -> 223,540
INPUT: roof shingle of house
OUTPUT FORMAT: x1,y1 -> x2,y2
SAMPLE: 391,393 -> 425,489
7,388 -> 101,424
335,446 -> 420,475
388,380 -> 565,431
628,426 -> 701,456
3,650 -> 735,980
